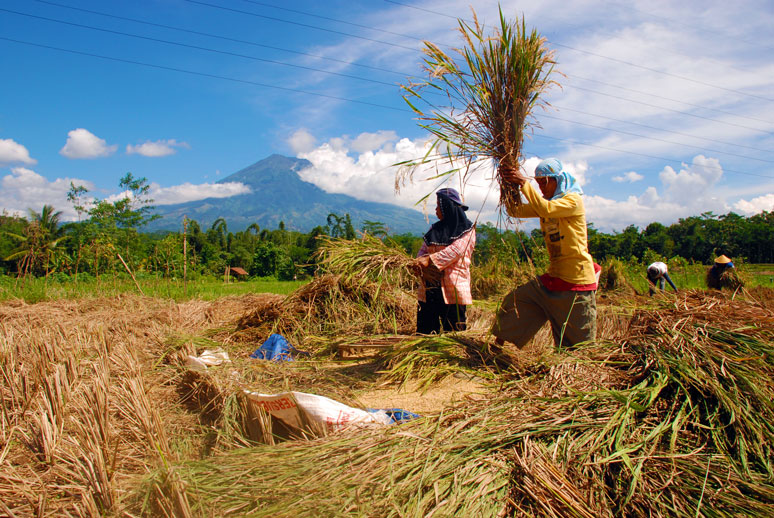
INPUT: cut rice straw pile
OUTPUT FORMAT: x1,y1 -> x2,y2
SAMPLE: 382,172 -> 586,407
233,235 -> 420,346
235,273 -> 416,345
315,234 -> 417,290
138,290 -> 774,517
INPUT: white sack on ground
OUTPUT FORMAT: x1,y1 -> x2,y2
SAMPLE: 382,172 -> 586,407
243,390 -> 393,433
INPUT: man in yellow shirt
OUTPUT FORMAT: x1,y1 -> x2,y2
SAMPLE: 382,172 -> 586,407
493,158 -> 597,349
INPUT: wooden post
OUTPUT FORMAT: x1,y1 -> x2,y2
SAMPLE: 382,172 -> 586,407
183,215 -> 188,297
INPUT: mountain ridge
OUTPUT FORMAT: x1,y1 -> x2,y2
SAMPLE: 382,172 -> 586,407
146,154 -> 428,234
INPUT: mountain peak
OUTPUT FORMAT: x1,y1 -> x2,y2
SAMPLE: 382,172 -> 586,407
218,154 -> 312,188
150,154 -> 427,234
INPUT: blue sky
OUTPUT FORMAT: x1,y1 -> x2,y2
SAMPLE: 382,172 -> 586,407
1,0 -> 773,232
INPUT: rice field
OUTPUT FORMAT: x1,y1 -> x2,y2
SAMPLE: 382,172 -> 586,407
2,262 -> 774,516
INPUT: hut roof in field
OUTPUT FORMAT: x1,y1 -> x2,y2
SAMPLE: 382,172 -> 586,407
229,267 -> 249,276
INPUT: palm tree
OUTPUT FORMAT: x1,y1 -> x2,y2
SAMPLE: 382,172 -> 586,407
327,213 -> 345,238
211,217 -> 228,248
4,205 -> 64,279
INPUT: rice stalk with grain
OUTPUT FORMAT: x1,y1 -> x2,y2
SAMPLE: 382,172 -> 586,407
398,7 -> 558,210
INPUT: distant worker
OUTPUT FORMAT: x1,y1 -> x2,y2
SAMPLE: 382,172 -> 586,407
707,255 -> 736,289
646,261 -> 677,295
411,188 -> 476,334
493,158 -> 597,350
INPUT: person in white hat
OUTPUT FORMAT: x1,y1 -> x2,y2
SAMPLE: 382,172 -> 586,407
646,261 -> 677,295
493,158 -> 597,350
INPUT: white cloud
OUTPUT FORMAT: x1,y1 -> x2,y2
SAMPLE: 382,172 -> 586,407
0,166 -> 249,220
734,194 -> 774,215
60,128 -> 117,159
288,129 -> 317,154
294,130 -> 592,229
0,167 -> 94,220
659,155 -> 724,201
612,171 -> 644,183
148,182 -> 251,205
0,138 -> 36,166
292,130 -> 774,232
350,131 -> 398,153
126,139 -> 190,157
585,156 -> 732,229
97,182 -> 252,206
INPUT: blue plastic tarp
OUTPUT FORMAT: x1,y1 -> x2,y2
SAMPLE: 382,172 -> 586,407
250,334 -> 308,362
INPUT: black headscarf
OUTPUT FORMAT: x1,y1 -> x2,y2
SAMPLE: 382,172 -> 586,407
423,192 -> 474,246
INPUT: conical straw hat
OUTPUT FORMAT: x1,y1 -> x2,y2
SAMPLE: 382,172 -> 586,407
714,255 -> 732,264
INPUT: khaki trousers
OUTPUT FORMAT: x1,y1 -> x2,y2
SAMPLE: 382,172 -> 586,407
493,278 -> 597,349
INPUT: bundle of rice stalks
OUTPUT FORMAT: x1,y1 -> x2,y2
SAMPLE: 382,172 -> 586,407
235,274 -> 416,346
599,257 -> 631,292
398,7 -> 557,209
706,266 -> 744,290
315,234 -> 416,290
379,334 -> 504,389
137,290 -> 774,517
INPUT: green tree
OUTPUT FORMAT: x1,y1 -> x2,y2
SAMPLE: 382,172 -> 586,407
4,205 -> 64,278
251,242 -> 281,277
326,213 -> 345,238
361,220 -> 388,238
67,182 -> 90,279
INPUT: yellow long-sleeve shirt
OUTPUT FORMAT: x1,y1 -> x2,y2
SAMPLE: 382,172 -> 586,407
506,182 -> 596,285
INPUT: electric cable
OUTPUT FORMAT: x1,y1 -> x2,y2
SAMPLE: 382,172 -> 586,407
0,36 -> 406,112
30,0 -> 414,77
383,0 -> 774,103
2,35 -> 770,179
0,7 -> 402,88
28,0 -> 771,131
532,134 -> 774,179
183,0 -> 419,52
552,104 -> 772,155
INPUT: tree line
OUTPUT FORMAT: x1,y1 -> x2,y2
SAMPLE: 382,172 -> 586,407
1,174 -> 773,280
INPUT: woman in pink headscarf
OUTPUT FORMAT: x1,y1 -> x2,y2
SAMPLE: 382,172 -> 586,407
411,188 -> 476,334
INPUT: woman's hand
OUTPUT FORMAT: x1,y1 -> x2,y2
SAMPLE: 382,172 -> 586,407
500,166 -> 527,187
411,255 -> 442,282
415,256 -> 431,269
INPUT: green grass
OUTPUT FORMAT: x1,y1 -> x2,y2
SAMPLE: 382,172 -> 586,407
0,274 -> 306,303
620,262 -> 771,293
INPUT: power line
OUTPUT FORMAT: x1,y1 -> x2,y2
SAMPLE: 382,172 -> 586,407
383,0 -> 459,20
599,0 -> 774,55
31,0 -> 414,77
566,74 -> 773,126
551,41 -> 774,104
236,0 -> 427,42
0,36 -> 407,112
382,0 -> 774,104
0,7 -> 402,88
2,35 -> 771,180
183,0 -> 419,52
36,0 -> 771,133
553,105 -> 773,155
532,134 -> 774,179
540,113 -> 774,164
567,83 -> 771,135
